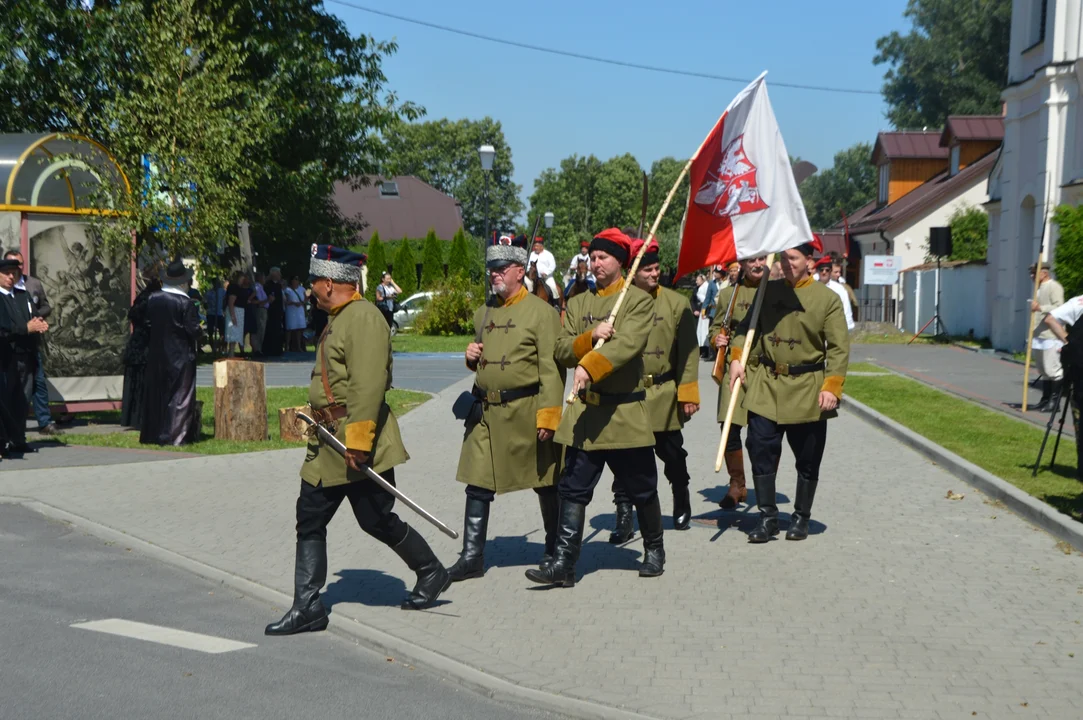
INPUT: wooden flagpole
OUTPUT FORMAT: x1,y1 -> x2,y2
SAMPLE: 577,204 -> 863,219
714,253 -> 774,472
711,273 -> 743,384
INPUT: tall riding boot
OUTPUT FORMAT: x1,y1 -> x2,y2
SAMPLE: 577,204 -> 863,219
538,490 -> 560,567
609,500 -> 636,544
720,449 -> 748,509
747,474 -> 779,544
525,499 -> 585,587
1034,379 -> 1052,412
672,483 -> 691,530
1049,380 -> 1063,414
265,540 -> 330,635
392,526 -> 451,610
635,496 -> 666,577
786,474 -> 820,541
448,497 -> 489,582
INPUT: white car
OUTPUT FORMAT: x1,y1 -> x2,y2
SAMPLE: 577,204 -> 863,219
390,291 -> 433,335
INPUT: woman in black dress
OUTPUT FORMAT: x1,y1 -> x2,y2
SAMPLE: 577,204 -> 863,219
120,273 -> 161,428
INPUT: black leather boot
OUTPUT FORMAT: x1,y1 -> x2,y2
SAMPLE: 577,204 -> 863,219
525,499 -> 585,587
538,490 -> 560,567
265,540 -> 330,635
672,483 -> 691,530
1049,380 -> 1063,414
786,474 -> 819,541
635,496 -> 665,577
608,501 -> 636,544
448,497 -> 489,582
747,474 -> 779,544
1034,379 -> 1052,412
392,526 -> 451,610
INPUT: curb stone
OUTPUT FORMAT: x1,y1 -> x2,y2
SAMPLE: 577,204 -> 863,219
0,495 -> 653,720
843,397 -> 1083,552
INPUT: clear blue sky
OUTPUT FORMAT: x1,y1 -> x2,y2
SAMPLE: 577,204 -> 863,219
330,0 -> 912,214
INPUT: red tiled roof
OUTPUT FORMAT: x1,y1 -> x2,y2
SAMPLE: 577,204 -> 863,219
940,116 -> 1004,147
847,151 -> 997,235
333,176 -> 463,242
871,131 -> 948,165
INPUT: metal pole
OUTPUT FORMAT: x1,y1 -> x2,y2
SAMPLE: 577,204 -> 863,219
936,256 -> 943,336
483,173 -> 491,255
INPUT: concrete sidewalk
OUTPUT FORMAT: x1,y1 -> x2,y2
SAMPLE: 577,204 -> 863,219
2,363 -> 1082,719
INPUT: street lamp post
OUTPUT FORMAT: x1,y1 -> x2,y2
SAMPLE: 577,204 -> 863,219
478,144 -> 495,254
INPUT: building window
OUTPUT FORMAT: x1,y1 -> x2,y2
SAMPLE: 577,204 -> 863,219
950,145 -> 961,176
379,181 -> 399,197
878,163 -> 890,204
1029,0 -> 1048,47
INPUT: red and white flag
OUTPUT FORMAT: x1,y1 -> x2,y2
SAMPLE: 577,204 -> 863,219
676,72 -> 812,278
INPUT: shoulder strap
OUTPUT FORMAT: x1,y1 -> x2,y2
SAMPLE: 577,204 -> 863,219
318,320 -> 335,405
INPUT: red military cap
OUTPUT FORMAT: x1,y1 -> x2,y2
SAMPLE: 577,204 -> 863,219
629,237 -> 660,267
589,228 -> 633,267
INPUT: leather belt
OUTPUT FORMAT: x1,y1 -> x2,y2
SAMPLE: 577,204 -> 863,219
751,355 -> 825,377
312,404 -> 348,425
643,370 -> 675,388
577,389 -> 646,407
472,383 -> 540,406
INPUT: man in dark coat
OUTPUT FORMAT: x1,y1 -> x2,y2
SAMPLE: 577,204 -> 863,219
0,255 -> 49,455
3,250 -> 56,435
140,260 -> 201,446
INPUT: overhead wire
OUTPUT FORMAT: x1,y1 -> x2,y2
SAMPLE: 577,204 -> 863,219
324,0 -> 881,96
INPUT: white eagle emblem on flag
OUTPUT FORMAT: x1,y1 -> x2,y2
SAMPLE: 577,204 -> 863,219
693,134 -> 769,219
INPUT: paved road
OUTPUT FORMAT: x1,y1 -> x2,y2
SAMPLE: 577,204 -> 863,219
196,352 -> 469,394
0,503 -> 565,720
853,344 -> 1072,434
3,362 -> 1081,719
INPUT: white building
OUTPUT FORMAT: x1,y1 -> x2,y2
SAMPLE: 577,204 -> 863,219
986,0 -> 1083,351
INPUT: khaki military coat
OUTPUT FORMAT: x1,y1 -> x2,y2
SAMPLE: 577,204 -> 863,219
302,293 -> 408,487
731,276 -> 850,425
709,278 -> 759,426
456,287 -> 565,493
641,286 -> 700,432
555,280 -> 655,450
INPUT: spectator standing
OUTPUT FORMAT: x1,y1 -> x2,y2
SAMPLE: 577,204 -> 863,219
120,268 -> 161,428
249,271 -> 269,355
375,272 -> 401,328
4,249 -> 56,435
1031,263 -> 1066,411
263,267 -> 284,357
224,272 -> 249,357
283,276 -> 307,352
204,278 -> 225,354
0,254 -> 49,455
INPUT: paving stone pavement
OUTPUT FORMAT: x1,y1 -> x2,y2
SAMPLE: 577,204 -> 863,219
2,362 -> 1082,719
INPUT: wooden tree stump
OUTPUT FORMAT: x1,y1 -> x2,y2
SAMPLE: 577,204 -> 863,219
278,406 -> 307,442
213,359 -> 267,441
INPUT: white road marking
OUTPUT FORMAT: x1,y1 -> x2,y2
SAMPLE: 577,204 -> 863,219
71,619 -> 256,654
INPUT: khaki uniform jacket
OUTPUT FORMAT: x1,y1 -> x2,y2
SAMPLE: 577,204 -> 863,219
456,287 -> 565,493
642,286 -> 700,432
302,293 -> 408,487
1033,279 -> 1065,342
709,278 -> 760,426
731,276 -> 850,425
555,280 -> 655,450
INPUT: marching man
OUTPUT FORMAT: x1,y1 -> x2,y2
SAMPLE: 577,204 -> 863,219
709,254 -> 767,510
448,237 -> 566,581
528,237 -> 560,299
266,245 -> 450,636
728,242 -> 849,543
609,236 -> 700,541
526,228 -> 664,587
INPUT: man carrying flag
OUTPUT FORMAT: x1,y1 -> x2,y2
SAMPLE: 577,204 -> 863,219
727,242 -> 850,542
526,228 -> 664,587
608,235 -> 700,541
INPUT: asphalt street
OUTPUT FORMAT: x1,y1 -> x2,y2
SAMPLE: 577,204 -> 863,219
0,503 -> 565,720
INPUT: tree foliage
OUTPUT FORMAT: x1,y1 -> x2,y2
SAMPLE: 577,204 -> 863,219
1054,205 -> 1083,297
363,231 -> 387,302
874,0 -> 1011,129
392,237 -> 418,297
420,228 -> 444,289
947,206 -> 989,261
799,143 -> 878,230
415,274 -> 478,336
647,157 -> 692,238
383,117 -> 522,238
447,228 -> 482,282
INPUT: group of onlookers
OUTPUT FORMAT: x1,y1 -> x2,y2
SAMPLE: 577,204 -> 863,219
201,269 -> 313,356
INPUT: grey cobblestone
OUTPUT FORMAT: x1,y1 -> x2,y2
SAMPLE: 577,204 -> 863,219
1,362 -> 1081,719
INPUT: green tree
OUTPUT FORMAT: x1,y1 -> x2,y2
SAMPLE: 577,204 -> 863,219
392,237 -> 418,297
799,143 -> 878,230
415,274 -> 478,336
446,228 -> 471,279
874,0 -> 1011,129
383,117 -> 523,238
1054,205 -> 1083,297
947,206 -> 989,261
647,157 -> 692,238
420,228 -> 444,288
363,231 -> 387,302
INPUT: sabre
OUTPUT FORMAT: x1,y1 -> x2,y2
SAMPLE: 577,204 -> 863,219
296,412 -> 459,539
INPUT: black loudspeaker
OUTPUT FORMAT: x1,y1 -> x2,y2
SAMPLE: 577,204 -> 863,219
929,226 -> 952,257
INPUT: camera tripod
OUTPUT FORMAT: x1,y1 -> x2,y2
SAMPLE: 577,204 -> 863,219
1033,377 -> 1074,476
